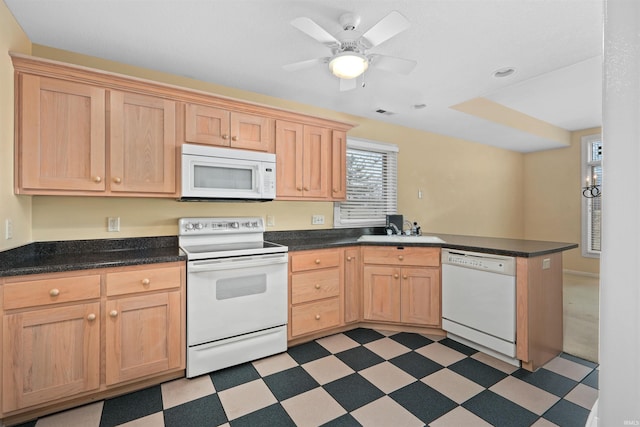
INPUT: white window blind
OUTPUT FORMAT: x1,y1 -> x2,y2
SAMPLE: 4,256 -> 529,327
581,134 -> 602,257
334,138 -> 398,228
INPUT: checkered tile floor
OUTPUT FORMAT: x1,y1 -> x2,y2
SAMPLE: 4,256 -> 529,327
17,328 -> 598,427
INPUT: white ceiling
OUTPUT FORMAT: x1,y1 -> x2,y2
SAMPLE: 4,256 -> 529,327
4,0 -> 603,152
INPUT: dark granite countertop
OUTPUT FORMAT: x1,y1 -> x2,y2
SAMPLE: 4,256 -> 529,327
266,228 -> 578,258
0,236 -> 185,278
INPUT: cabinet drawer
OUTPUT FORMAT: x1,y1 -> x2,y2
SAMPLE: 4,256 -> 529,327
3,275 -> 101,310
291,269 -> 340,304
362,246 -> 440,267
291,250 -> 340,272
106,265 -> 181,296
290,298 -> 340,337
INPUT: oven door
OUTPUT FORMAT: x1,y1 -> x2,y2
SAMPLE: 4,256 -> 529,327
187,252 -> 288,346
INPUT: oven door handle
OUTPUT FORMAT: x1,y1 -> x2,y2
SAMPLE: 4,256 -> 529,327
188,255 -> 287,272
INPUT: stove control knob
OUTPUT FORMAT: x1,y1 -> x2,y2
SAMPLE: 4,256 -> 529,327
185,223 -> 194,230
231,222 -> 239,228
195,223 -> 204,230
252,221 -> 259,228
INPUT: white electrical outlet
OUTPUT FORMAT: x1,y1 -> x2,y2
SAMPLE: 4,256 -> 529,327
266,215 -> 275,226
107,217 -> 120,232
312,215 -> 325,225
5,219 -> 13,240
542,258 -> 551,270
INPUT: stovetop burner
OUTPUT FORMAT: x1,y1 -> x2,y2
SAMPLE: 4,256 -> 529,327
178,217 -> 287,260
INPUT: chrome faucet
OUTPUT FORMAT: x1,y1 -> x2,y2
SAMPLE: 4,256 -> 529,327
404,220 -> 413,235
388,223 -> 401,235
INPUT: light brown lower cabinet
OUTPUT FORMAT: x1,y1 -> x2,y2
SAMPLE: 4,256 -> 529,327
0,262 -> 185,420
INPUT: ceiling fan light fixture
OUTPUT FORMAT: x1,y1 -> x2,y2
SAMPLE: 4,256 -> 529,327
329,52 -> 369,79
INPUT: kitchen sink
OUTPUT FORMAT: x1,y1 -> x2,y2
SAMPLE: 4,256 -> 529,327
357,235 -> 446,244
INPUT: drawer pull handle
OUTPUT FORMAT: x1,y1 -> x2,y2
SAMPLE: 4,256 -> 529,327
87,313 -> 96,321
315,284 -> 321,289
109,310 -> 119,318
394,274 -> 399,279
141,278 -> 151,286
398,255 -> 404,261
113,177 -> 122,184
93,176 -> 102,183
315,314 -> 321,320
315,259 -> 321,264
49,288 -> 60,297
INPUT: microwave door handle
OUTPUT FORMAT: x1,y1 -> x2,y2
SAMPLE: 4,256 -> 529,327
189,256 -> 287,272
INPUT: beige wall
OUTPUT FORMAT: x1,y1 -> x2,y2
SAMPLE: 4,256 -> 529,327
524,127 -> 601,274
0,1 -> 31,251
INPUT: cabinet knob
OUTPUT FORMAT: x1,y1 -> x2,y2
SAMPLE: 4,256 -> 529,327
315,284 -> 321,289
315,314 -> 321,320
304,187 -> 310,191
347,256 -> 353,261
113,177 -> 122,184
315,259 -> 321,264
231,136 -> 238,141
398,255 -> 404,261
333,188 -> 338,192
141,278 -> 151,286
49,288 -> 60,297
403,275 -> 408,279
93,176 -> 102,183
109,310 -> 118,318
297,187 -> 303,191
394,274 -> 399,279
222,134 -> 229,140
87,313 -> 96,321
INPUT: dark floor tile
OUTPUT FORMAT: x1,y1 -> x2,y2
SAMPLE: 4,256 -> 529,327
512,367 -> 578,397
390,351 -> 444,379
320,413 -> 362,427
389,381 -> 457,424
389,332 -> 434,349
463,389 -> 539,427
287,340 -> 331,364
210,362 -> 261,392
343,327 -> 385,344
99,385 -> 163,427
335,346 -> 384,371
163,394 -> 227,427
582,369 -> 599,389
543,398 -> 591,427
263,366 -> 319,401
438,337 -> 479,356
560,353 -> 599,370
229,403 -> 296,427
323,373 -> 385,412
448,357 -> 508,388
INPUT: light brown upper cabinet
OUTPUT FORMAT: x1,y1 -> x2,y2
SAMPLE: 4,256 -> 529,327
183,103 -> 274,152
275,121 -> 333,200
15,74 -> 177,197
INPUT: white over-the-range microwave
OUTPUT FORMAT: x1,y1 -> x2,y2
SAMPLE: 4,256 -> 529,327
180,143 -> 276,201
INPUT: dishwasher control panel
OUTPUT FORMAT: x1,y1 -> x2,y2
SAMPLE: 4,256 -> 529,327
442,249 -> 516,276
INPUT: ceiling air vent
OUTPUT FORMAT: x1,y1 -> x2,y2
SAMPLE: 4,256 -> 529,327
375,109 -> 395,116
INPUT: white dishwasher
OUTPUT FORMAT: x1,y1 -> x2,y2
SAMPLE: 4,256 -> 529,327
441,249 -> 519,366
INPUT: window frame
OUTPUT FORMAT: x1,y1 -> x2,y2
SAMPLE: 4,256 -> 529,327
581,133 -> 602,258
333,137 -> 398,228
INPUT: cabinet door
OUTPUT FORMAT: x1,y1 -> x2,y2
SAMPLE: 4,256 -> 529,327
110,91 -> 177,194
105,291 -> 182,385
184,103 -> 230,146
19,74 -> 106,192
275,120 -> 304,197
363,265 -> 401,322
331,130 -> 347,200
2,303 -> 100,412
401,267 -> 441,326
303,125 -> 331,198
344,247 -> 361,323
230,112 -> 273,152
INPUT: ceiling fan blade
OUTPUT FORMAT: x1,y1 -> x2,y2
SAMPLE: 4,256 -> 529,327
369,54 -> 417,75
361,10 -> 410,48
339,78 -> 358,92
291,17 -> 339,47
283,57 -> 328,72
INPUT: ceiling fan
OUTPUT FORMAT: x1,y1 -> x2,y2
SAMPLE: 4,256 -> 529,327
283,10 -> 417,91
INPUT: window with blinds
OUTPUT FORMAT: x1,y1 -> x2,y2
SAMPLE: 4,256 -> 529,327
582,134 -> 602,257
334,138 -> 398,228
